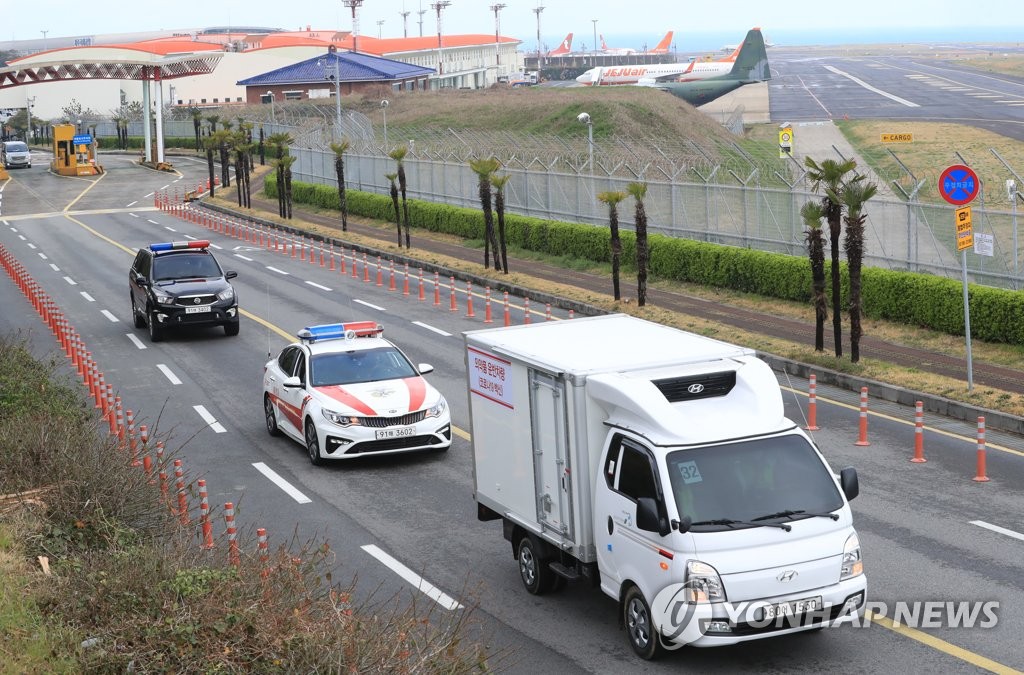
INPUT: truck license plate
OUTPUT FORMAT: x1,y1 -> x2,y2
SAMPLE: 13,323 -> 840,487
761,596 -> 821,621
375,426 -> 414,440
185,306 -> 211,314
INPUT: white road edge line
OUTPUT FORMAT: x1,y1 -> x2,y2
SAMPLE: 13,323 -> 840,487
305,280 -> 332,291
823,65 -> 920,107
234,254 -> 253,262
252,462 -> 312,504
266,266 -> 290,275
412,321 -> 452,337
970,520 -> 1024,543
157,364 -> 181,384
360,544 -> 464,611
354,298 -> 386,311
193,405 -> 227,433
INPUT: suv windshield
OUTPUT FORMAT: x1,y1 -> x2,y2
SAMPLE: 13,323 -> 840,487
667,434 -> 843,532
152,254 -> 222,281
311,347 -> 418,386
5,142 -> 28,152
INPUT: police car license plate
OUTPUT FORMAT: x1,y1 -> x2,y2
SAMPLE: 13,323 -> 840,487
185,306 -> 211,314
760,596 -> 821,621
375,426 -> 414,440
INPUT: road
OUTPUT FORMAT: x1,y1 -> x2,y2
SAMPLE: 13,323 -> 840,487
2,154 -> 1023,674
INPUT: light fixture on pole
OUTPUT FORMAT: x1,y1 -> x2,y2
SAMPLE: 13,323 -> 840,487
578,112 -> 593,173
40,30 -> 48,52
381,99 -> 389,149
266,91 -> 275,123
318,51 -> 344,138
490,4 -> 506,68
400,8 -> 410,38
417,0 -> 427,37
377,19 -> 385,39
431,1 -> 452,78
342,0 -> 364,53
533,4 -> 545,72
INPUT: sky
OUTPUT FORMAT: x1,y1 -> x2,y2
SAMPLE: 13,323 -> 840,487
10,0 -> 1024,52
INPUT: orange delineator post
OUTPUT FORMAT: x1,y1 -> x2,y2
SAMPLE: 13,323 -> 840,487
376,256 -> 384,287
388,259 -> 397,291
449,276 -> 458,312
174,459 -> 189,525
911,401 -> 927,463
545,303 -> 552,321
403,263 -> 410,296
466,281 -> 476,317
523,297 -> 532,325
568,309 -> 574,320
139,425 -> 150,473
154,441 -> 165,488
973,417 -> 990,482
804,373 -> 820,431
199,479 -> 214,549
329,243 -> 335,271
854,387 -> 870,446
418,268 -> 425,301
225,502 -> 240,567
433,272 -> 441,306
258,527 -> 270,579
363,253 -> 371,283
503,291 -> 511,327
484,287 -> 493,323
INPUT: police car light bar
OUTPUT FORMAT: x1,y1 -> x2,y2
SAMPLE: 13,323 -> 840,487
297,321 -> 384,343
150,240 -> 210,252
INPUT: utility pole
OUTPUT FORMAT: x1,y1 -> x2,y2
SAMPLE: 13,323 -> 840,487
591,19 -> 597,56
490,4 -> 506,67
400,10 -> 411,38
432,1 -> 452,77
342,0 -> 364,53
377,19 -> 385,39
417,0 -> 427,37
26,96 -> 35,145
40,30 -> 48,51
533,4 -> 545,73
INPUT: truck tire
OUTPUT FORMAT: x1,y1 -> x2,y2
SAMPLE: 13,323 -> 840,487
624,585 -> 663,660
517,536 -> 558,595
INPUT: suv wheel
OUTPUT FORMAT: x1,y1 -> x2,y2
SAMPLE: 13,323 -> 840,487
148,308 -> 164,342
224,321 -> 240,336
131,294 -> 146,328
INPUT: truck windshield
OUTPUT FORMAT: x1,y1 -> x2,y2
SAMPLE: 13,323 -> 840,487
666,434 -> 844,532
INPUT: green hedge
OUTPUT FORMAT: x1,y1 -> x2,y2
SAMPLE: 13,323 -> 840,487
266,179 -> 1024,345
95,136 -> 197,150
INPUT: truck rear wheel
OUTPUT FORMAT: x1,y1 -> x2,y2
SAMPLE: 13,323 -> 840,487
624,585 -> 663,660
517,536 -> 558,595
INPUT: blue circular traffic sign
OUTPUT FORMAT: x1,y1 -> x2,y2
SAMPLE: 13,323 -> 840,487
938,164 -> 980,206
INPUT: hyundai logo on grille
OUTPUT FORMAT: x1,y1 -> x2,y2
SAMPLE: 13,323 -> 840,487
777,570 -> 798,582
687,383 -> 705,394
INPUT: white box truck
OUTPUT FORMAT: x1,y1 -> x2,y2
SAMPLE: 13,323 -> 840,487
465,314 -> 866,659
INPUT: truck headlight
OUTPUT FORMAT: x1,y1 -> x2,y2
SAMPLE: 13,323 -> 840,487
840,532 -> 863,580
425,397 -> 447,418
685,560 -> 726,603
322,408 -> 359,427
217,286 -> 235,302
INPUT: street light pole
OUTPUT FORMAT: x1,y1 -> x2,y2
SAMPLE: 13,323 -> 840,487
417,0 -> 426,37
342,0 -> 364,53
26,96 -> 35,145
377,19 -> 385,39
381,99 -> 389,149
490,4 -> 506,68
40,30 -> 48,51
431,1 -> 452,78
578,112 -> 593,173
266,91 -> 275,124
400,10 -> 410,38
591,20 -> 597,56
533,4 -> 545,74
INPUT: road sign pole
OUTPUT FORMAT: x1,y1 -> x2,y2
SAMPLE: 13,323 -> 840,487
961,248 -> 973,392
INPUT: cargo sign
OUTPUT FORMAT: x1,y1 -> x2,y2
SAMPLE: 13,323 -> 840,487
881,133 -> 913,143
955,206 -> 973,251
468,347 -> 513,409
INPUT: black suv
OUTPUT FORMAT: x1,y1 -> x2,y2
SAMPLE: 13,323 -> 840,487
129,240 -> 239,342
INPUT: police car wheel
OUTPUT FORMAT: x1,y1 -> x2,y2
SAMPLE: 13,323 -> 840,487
305,419 -> 323,466
147,308 -> 164,342
264,395 -> 281,437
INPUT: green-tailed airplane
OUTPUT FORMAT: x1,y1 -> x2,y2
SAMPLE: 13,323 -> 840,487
650,27 -> 770,106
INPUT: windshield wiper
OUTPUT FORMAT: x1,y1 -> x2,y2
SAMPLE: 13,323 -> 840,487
690,518 -> 791,532
751,509 -> 839,522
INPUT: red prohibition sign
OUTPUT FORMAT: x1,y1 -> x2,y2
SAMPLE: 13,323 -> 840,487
938,164 -> 980,206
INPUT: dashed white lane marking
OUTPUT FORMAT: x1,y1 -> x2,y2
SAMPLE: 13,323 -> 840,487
209,243 -> 223,250
80,291 -> 94,302
144,192 -> 154,199
50,263 -> 60,272
38,252 -> 47,260
824,65 -> 920,106
17,234 -> 26,240
361,544 -> 463,611
234,254 -> 253,262
252,462 -> 312,504
412,321 -> 451,337
354,298 -> 385,311
63,276 -> 77,286
100,310 -> 119,322
27,242 -> 36,249
193,405 -> 227,433
305,280 -> 332,291
160,185 -> 170,190
126,333 -> 147,350
147,219 -> 160,225
165,226 -> 177,232
127,201 -> 138,207
970,520 -> 1024,543
266,266 -> 290,275
184,234 -> 198,241
157,364 -> 181,384
130,213 -> 139,218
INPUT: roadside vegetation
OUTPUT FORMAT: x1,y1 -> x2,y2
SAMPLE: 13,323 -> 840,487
0,337 -> 496,672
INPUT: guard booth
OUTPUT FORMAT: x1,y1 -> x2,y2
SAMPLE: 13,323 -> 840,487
51,124 -> 103,176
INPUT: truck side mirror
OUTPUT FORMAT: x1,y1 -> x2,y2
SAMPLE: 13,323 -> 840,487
636,497 -> 670,537
840,467 -> 859,501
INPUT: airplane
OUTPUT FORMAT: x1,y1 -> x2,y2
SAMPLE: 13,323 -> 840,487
647,31 -> 674,54
549,32 -> 573,56
599,34 -> 637,56
650,27 -> 770,106
576,27 -> 763,86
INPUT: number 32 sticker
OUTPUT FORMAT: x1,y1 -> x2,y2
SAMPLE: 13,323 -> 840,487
677,461 -> 703,484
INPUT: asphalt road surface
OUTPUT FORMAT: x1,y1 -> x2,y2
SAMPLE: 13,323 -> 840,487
2,150 -> 1022,673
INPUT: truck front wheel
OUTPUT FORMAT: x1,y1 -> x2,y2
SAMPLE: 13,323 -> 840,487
517,537 -> 558,595
624,585 -> 663,660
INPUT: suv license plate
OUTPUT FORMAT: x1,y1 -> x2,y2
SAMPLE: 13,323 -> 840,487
185,306 -> 212,314
761,596 -> 821,621
375,426 -> 414,440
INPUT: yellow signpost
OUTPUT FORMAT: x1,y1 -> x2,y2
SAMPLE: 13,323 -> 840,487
955,206 -> 973,251
779,124 -> 793,158
881,133 -> 914,143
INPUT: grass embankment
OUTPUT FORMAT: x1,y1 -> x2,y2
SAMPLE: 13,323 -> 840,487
0,337 -> 496,672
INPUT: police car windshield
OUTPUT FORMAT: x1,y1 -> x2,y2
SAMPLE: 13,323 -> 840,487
310,347 -> 418,386
153,254 -> 222,280
667,434 -> 843,532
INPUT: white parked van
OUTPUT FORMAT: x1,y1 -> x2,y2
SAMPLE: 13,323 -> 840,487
465,314 -> 866,659
2,140 -> 31,169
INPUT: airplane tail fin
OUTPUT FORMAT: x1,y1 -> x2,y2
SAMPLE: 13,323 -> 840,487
649,31 -> 673,54
600,34 -> 609,51
549,32 -> 573,56
726,27 -> 770,81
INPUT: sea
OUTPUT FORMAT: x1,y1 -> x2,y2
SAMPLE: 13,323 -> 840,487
538,26 -> 1024,55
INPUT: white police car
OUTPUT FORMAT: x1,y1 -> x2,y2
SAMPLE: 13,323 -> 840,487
263,322 -> 452,464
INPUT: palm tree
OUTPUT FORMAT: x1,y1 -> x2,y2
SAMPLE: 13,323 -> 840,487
839,179 -> 878,363
203,136 -> 217,198
270,158 -> 285,217
280,155 -> 296,219
805,156 -> 857,357
205,114 -> 220,136
208,129 -> 233,190
597,190 -> 628,301
191,109 -> 203,150
266,132 -> 292,161
329,140 -> 351,232
801,201 -> 828,352
626,182 -> 650,307
468,157 -> 501,270
386,172 -> 403,247
490,173 -> 511,273
389,146 -> 411,248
